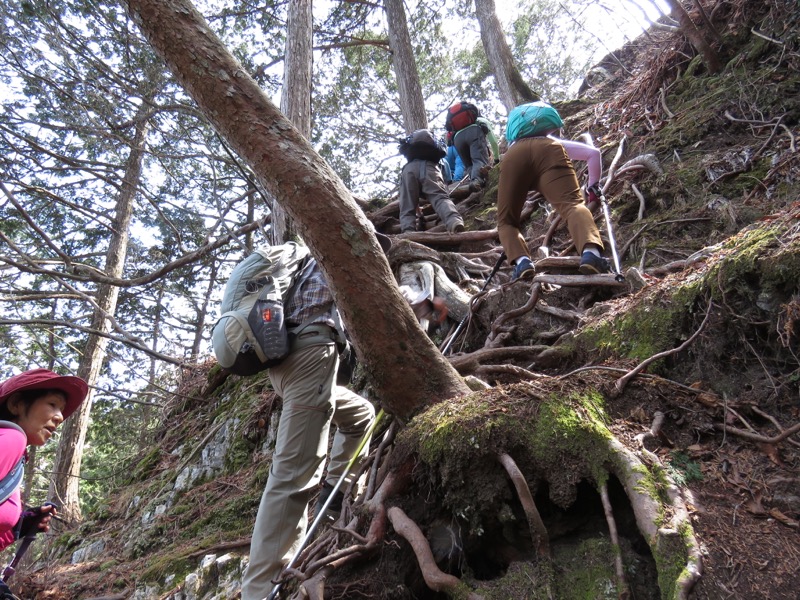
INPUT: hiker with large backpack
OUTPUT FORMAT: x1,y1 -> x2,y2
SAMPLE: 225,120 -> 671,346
397,129 -> 465,234
446,101 -> 499,191
223,241 -> 379,600
498,100 -> 610,280
0,369 -> 89,598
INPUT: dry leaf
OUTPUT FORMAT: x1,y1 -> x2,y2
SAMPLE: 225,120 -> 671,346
695,392 -> 719,407
758,442 -> 784,467
745,490 -> 767,516
769,508 -> 799,528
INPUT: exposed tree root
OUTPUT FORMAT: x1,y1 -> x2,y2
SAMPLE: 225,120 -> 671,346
713,421 -> 800,444
474,363 -> 543,381
449,346 -> 550,375
635,410 -> 674,449
497,452 -> 550,556
387,506 -> 484,600
531,273 -> 628,288
487,282 -> 542,345
606,438 -> 703,600
599,482 -> 631,600
300,566 -> 328,600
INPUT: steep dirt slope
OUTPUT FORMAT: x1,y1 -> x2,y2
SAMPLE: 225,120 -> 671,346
14,1 -> 800,599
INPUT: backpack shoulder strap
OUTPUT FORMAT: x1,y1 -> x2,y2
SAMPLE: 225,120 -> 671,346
0,421 -> 26,504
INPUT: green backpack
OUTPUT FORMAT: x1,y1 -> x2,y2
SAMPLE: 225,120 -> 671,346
506,101 -> 564,143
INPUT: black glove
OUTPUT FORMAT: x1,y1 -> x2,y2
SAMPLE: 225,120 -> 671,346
0,580 -> 19,600
14,503 -> 57,539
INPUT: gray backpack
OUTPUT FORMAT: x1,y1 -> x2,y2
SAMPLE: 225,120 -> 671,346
212,243 -> 313,376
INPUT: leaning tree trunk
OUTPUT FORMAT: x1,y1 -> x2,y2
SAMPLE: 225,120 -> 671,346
474,0 -> 539,112
124,0 -> 470,420
383,0 -> 428,133
49,105 -> 150,523
664,0 -> 721,74
271,0 -> 312,245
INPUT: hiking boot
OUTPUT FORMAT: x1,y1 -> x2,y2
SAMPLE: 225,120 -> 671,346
448,221 -> 465,234
315,481 -> 344,523
579,252 -> 610,275
512,257 -> 535,281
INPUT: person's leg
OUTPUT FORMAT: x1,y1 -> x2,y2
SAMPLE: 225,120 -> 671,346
325,386 -> 375,487
537,139 -> 603,254
454,129 -> 473,180
466,127 -> 490,182
398,162 -> 421,233
420,162 -> 463,232
241,343 -> 338,600
497,139 -> 538,263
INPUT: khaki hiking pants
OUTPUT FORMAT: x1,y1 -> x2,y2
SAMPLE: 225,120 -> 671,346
497,136 -> 603,263
241,334 -> 375,600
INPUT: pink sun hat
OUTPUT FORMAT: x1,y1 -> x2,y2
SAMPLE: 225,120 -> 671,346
0,368 -> 88,419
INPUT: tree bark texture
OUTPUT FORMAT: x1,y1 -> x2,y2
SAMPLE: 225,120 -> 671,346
664,0 -> 721,74
474,0 -> 538,112
383,0 -> 428,132
272,0 -> 312,244
124,0 -> 470,420
49,105 -> 149,522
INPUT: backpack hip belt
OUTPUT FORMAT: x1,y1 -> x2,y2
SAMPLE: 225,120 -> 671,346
289,324 -> 338,352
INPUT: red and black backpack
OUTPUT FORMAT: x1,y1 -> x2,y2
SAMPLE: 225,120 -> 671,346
445,101 -> 480,133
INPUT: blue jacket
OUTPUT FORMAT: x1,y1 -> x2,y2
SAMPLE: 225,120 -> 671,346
446,145 -> 465,182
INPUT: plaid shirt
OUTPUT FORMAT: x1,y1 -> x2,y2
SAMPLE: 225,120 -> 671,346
285,258 -> 336,328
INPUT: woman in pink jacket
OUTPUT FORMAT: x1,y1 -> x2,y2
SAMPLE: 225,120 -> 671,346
498,101 -> 610,281
0,369 -> 87,595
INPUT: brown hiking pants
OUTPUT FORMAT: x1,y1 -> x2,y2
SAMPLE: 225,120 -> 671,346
497,136 -> 603,262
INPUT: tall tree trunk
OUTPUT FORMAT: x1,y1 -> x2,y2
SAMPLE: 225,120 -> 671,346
383,0 -> 428,133
49,107 -> 149,523
664,0 -> 721,74
271,0 -> 312,244
474,0 -> 539,112
124,0 -> 470,420
190,259 -> 218,361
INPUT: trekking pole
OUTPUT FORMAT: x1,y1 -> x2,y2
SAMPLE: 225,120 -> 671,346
583,134 -> 625,283
1,534 -> 34,584
2,502 -> 59,583
264,408 -> 386,600
598,192 -> 625,282
441,251 -> 506,356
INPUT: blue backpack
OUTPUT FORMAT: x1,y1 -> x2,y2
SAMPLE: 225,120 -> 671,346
506,101 -> 564,143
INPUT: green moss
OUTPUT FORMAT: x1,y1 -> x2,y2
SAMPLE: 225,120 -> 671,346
552,537 -> 618,599
476,560 -> 556,600
577,300 -> 681,369
711,224 -> 800,304
224,432 -> 258,473
129,447 -> 162,483
653,526 -> 692,600
632,464 -> 669,525
140,551 -> 194,583
529,391 -> 613,485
